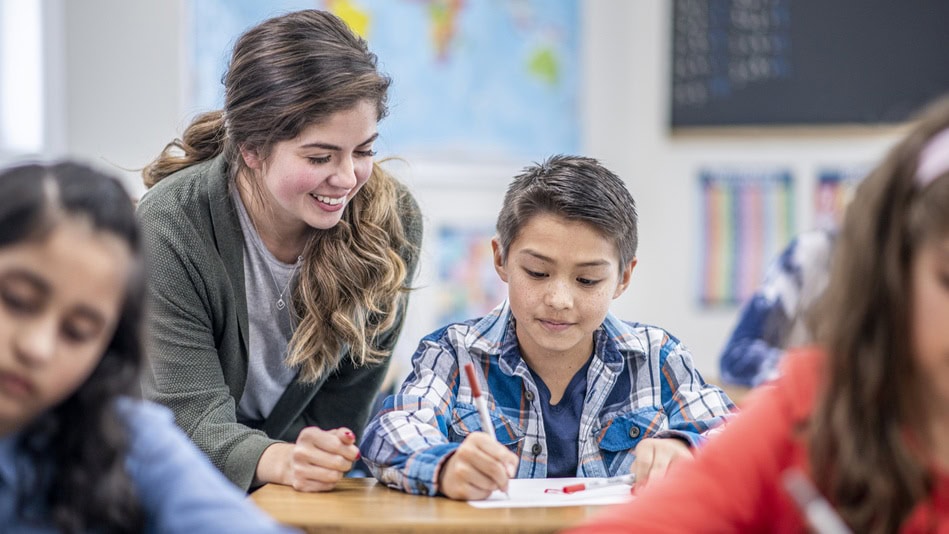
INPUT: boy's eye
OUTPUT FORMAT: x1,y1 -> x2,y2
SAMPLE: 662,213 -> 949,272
525,269 -> 547,279
577,277 -> 601,287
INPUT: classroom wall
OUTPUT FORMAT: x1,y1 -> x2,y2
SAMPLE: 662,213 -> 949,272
56,0 -> 902,378
580,2 -> 900,377
60,0 -> 182,194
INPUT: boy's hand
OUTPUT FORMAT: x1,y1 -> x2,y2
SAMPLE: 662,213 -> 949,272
630,437 -> 692,490
437,432 -> 519,500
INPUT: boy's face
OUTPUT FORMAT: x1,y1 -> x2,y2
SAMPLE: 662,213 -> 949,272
493,213 -> 635,365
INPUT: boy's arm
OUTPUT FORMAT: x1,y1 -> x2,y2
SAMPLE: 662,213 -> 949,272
359,335 -> 463,496
657,338 -> 737,447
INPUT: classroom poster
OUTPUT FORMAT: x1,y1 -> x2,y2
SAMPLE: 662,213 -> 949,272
814,165 -> 868,230
185,0 -> 580,162
436,225 -> 507,326
697,168 -> 795,307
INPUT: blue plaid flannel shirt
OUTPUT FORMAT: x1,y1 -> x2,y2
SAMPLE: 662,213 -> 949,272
719,229 -> 836,387
360,301 -> 736,496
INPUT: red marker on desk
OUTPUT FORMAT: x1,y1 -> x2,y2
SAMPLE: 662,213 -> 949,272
561,474 -> 637,494
463,363 -> 496,437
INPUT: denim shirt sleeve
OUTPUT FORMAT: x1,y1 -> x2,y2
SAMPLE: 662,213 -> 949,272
359,330 -> 463,496
119,399 -> 296,534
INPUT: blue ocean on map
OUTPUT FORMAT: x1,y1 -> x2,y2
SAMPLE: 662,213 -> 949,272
186,0 -> 580,162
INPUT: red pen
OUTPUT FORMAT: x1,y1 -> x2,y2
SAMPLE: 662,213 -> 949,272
464,363 -> 513,498
463,363 -> 496,438
561,474 -> 636,494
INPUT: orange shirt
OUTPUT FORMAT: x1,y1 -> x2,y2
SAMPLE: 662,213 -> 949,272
565,348 -> 949,533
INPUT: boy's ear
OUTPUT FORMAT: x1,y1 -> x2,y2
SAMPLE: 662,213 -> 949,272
239,145 -> 263,170
613,257 -> 637,299
491,238 -> 509,283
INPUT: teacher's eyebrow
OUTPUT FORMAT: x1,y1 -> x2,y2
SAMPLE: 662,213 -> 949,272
299,132 -> 379,151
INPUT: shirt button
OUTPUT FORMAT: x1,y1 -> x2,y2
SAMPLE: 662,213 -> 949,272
531,443 -> 543,455
628,426 -> 641,439
416,481 -> 427,494
525,390 -> 535,401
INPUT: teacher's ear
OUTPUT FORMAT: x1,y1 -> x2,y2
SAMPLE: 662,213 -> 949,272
240,145 -> 263,170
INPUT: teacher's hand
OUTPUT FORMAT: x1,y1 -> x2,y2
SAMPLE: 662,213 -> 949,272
257,426 -> 360,492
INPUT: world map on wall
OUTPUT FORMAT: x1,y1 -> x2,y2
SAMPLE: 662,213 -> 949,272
187,0 -> 580,162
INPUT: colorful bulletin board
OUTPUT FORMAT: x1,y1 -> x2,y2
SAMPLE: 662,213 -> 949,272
436,225 -> 507,326
698,168 -> 795,307
814,165 -> 868,230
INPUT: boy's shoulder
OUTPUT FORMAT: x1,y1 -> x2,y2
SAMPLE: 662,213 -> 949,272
421,315 -> 483,340
421,302 -> 513,352
420,314 -> 503,356
602,314 -> 687,358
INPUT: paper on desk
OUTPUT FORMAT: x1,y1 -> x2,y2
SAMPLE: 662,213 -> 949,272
467,477 -> 634,508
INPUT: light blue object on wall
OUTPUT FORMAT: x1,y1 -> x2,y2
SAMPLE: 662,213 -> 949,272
185,0 -> 580,163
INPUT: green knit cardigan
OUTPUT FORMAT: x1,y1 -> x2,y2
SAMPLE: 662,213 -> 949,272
137,155 -> 423,490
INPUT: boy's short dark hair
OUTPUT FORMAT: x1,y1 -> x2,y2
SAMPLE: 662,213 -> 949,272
495,154 -> 638,270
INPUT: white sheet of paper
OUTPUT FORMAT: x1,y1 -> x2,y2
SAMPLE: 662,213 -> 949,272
466,477 -> 634,508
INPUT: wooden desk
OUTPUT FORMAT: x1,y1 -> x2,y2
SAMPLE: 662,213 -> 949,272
251,478 -> 607,533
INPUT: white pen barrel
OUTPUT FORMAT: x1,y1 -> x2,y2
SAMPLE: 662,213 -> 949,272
474,396 -> 495,437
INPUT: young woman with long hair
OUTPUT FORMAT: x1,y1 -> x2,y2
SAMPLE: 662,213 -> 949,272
138,10 -> 422,492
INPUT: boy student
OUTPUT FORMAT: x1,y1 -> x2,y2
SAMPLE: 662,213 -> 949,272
360,155 -> 735,500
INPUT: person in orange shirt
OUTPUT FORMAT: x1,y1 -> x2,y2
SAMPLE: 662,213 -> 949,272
566,95 -> 949,534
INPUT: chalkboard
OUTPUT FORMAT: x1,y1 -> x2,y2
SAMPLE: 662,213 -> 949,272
671,0 -> 949,128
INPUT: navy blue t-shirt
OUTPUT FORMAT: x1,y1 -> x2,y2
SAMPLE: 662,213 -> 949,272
528,355 -> 592,478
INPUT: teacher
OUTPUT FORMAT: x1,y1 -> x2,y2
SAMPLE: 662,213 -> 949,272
137,9 -> 422,492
